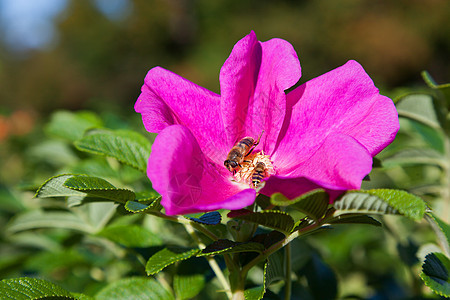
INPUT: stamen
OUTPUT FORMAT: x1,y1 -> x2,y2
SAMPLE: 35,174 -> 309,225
233,151 -> 275,188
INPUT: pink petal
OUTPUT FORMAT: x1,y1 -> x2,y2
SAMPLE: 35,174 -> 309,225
260,175 -> 344,203
272,60 -> 399,172
148,125 -> 256,215
262,133 -> 371,202
135,67 -> 227,165
219,31 -> 301,154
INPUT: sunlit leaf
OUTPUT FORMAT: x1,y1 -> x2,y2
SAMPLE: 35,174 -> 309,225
35,174 -> 85,198
271,190 -> 329,221
6,210 -> 93,234
74,129 -> 151,172
396,93 -> 440,129
97,225 -> 163,247
420,252 -> 450,297
0,277 -> 75,299
64,175 -> 135,204
45,110 -> 103,141
230,210 -> 295,234
334,189 -> 426,221
382,148 -> 446,168
96,277 -> 174,300
146,248 -> 200,275
173,274 -> 205,300
198,239 -> 265,256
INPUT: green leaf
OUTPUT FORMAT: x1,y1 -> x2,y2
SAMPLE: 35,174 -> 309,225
422,71 -> 450,99
190,211 -> 222,225
396,93 -> 440,129
45,110 -> 102,141
124,197 -> 162,213
146,247 -> 200,275
231,211 -> 295,234
96,277 -> 174,300
6,210 -> 93,234
64,175 -> 135,204
426,214 -> 450,256
420,252 -> 450,297
0,277 -> 75,299
198,239 -> 265,256
244,260 -> 267,300
271,189 -> 329,221
97,225 -> 163,247
334,189 -> 426,221
74,129 -> 152,172
173,274 -> 205,300
35,174 -> 86,198
328,214 -> 382,227
382,148 -> 446,168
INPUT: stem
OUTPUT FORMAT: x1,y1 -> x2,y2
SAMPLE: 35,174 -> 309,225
183,223 -> 232,299
284,243 -> 292,300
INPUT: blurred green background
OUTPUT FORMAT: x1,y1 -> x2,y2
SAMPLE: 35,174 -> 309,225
0,0 -> 449,298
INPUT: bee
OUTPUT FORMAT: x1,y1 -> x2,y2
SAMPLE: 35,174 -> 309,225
252,162 -> 266,188
224,131 -> 264,173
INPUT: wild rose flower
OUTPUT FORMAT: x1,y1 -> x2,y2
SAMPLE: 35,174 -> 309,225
135,31 -> 399,216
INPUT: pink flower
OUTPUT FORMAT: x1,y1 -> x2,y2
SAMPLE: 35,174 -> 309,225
135,31 -> 399,216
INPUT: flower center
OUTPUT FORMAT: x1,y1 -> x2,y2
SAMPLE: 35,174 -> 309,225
233,151 -> 275,188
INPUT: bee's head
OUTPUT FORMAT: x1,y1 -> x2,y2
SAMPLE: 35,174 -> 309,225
224,160 -> 238,172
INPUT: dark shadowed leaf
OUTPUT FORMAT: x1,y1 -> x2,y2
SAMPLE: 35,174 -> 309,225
125,197 -> 163,213
74,129 -> 152,172
328,214 -> 382,227
96,277 -> 174,300
146,247 -> 200,275
420,252 -> 450,297
231,211 -> 295,234
190,211 -> 222,225
271,190 -> 329,221
199,239 -> 265,256
0,277 -> 75,299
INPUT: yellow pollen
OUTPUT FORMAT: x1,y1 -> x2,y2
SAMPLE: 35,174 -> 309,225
233,151 -> 275,188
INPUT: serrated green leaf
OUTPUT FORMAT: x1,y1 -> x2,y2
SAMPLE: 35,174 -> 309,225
45,110 -> 103,141
146,247 -> 200,275
97,225 -> 162,247
64,175 -> 135,204
231,211 -> 295,234
198,239 -> 265,256
420,252 -> 450,297
334,189 -> 426,221
328,214 -> 382,227
426,214 -> 450,257
125,197 -> 162,213
382,148 -> 446,168
271,190 -> 329,221
35,174 -> 85,198
74,129 -> 151,172
244,260 -> 268,300
173,274 -> 205,300
6,210 -> 93,234
96,277 -> 174,300
396,93 -> 440,129
0,277 -> 74,299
